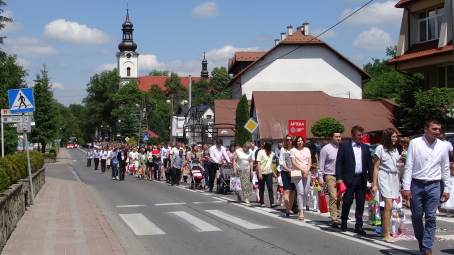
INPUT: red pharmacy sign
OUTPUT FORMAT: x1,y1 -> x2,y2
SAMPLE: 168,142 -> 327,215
288,120 -> 306,138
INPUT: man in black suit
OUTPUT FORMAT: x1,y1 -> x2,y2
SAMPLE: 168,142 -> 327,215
336,125 -> 372,235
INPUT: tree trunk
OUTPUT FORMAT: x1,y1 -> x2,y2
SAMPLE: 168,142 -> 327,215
41,141 -> 46,153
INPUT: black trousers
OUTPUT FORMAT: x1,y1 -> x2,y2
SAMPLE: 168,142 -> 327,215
171,167 -> 181,185
207,162 -> 220,191
94,158 -> 100,170
101,159 -> 106,172
341,174 -> 367,229
119,163 -> 126,180
87,158 -> 92,167
259,173 -> 274,205
153,162 -> 161,180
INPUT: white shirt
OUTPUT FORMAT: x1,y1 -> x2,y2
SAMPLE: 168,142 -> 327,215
319,143 -> 339,177
402,136 -> 450,193
374,145 -> 399,173
209,145 -> 230,164
161,147 -> 170,162
352,141 -> 363,174
235,148 -> 252,170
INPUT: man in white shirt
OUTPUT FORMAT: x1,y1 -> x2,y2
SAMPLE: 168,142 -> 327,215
207,139 -> 231,192
402,120 -> 450,255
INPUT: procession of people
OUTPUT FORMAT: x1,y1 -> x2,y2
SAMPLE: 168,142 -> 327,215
85,119 -> 453,255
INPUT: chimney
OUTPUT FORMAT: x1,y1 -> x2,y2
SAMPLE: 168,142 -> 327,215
287,25 -> 293,36
274,39 -> 280,46
280,32 -> 287,41
302,22 -> 309,35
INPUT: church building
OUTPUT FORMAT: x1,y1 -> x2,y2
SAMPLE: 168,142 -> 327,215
116,10 -> 209,92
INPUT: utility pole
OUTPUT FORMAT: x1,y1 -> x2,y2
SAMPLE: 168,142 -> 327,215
188,74 -> 192,109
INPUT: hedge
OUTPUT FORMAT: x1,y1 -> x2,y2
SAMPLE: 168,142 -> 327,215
0,152 -> 44,193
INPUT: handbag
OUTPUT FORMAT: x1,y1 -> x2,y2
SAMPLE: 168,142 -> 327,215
230,176 -> 242,192
290,170 -> 302,182
318,192 -> 329,213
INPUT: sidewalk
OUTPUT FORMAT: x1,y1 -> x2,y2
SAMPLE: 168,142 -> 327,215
1,151 -> 125,255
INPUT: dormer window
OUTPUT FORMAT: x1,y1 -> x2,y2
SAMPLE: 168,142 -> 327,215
418,8 -> 444,43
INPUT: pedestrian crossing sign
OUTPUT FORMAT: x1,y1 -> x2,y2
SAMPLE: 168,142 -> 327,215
7,88 -> 35,113
244,118 -> 258,134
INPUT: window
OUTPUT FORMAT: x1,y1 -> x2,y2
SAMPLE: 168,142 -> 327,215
127,67 -> 131,77
418,8 -> 444,43
436,64 -> 454,88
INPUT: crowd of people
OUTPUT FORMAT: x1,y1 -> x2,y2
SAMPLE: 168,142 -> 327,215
84,119 -> 453,255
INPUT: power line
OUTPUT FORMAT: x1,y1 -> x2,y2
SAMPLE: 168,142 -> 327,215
243,0 -> 376,73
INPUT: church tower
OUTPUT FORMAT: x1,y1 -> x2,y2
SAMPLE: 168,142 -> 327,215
117,9 -> 139,87
200,52 -> 209,79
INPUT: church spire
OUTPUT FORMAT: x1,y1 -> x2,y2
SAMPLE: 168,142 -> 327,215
201,52 -> 209,79
118,8 -> 137,52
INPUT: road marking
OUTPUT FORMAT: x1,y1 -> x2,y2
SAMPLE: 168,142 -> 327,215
169,211 -> 222,232
229,203 -> 411,253
206,209 -> 271,230
116,205 -> 146,208
193,201 -> 224,204
154,202 -> 186,206
119,213 -> 165,236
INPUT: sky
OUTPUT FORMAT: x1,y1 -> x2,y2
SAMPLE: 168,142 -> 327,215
1,0 -> 403,105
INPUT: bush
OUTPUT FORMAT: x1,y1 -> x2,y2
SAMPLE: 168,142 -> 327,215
311,117 -> 345,138
0,152 -> 45,193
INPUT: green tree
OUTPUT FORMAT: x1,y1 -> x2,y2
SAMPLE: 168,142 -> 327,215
83,69 -> 118,142
234,95 -> 251,145
414,88 -> 454,130
192,67 -> 232,106
147,86 -> 171,141
311,117 -> 345,138
31,67 -> 58,152
363,58 -> 406,100
0,0 -> 12,43
165,72 -> 187,114
148,69 -> 169,76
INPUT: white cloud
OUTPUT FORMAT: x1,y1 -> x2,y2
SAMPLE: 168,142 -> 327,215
97,63 -> 117,72
2,10 -> 22,33
51,82 -> 65,89
353,27 -> 393,51
192,2 -> 219,17
4,37 -> 58,56
139,54 -> 165,71
44,19 -> 110,44
342,0 -> 403,25
16,57 -> 30,68
99,45 -> 259,76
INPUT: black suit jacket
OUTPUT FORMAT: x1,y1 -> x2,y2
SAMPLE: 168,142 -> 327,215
335,140 -> 373,187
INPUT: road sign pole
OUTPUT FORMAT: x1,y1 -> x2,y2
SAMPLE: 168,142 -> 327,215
1,112 -> 4,158
23,113 -> 34,205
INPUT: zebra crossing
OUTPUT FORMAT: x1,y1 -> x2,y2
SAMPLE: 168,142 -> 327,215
118,206 -> 271,236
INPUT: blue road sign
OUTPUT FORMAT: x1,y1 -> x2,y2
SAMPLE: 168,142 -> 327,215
8,88 -> 35,113
143,134 -> 149,142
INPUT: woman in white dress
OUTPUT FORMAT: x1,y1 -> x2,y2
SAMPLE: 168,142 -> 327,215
371,128 -> 400,243
233,142 -> 253,204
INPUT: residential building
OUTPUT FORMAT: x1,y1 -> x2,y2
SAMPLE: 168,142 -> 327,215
389,0 -> 454,88
228,23 -> 370,100
213,99 -> 239,146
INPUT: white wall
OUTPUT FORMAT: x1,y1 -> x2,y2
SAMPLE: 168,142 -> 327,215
117,51 -> 138,78
238,45 -> 363,100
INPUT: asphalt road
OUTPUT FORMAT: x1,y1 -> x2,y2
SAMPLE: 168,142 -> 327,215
65,148 -> 454,255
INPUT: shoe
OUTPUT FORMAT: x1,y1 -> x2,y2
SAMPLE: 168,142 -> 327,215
260,203 -> 266,207
298,213 -> 305,221
244,199 -> 250,204
284,212 -> 290,218
340,223 -> 347,232
331,221 -> 338,228
382,236 -> 395,243
305,205 -> 310,211
354,228 -> 367,236
270,204 -> 278,208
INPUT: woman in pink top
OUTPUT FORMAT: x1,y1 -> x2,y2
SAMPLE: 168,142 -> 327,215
290,136 -> 312,221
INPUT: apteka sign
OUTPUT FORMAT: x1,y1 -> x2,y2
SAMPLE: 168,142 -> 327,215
288,120 -> 306,138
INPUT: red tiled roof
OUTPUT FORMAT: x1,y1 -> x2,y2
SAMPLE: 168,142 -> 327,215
138,76 -> 205,92
395,0 -> 418,8
214,99 -> 239,137
146,130 -> 159,138
233,51 -> 266,61
230,29 -> 369,84
251,91 -> 396,139
389,44 -> 453,64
